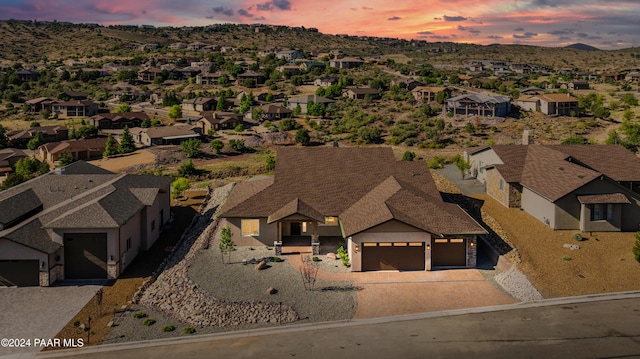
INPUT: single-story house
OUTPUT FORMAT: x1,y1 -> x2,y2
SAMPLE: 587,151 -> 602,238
196,71 -> 229,85
51,100 -> 99,118
466,144 -> 640,232
7,126 -> 69,148
344,87 -> 380,100
0,161 -> 172,286
60,91 -> 89,101
259,104 -> 292,121
534,93 -> 579,116
220,147 -> 486,271
287,95 -> 335,113
181,97 -> 217,113
314,77 -> 338,87
329,57 -> 364,69
90,112 -> 150,129
16,70 -> 39,81
445,93 -> 512,117
37,137 -> 109,166
130,125 -> 200,146
196,112 -> 244,133
25,97 -> 56,114
236,71 -> 266,86
275,50 -> 304,61
276,65 -> 302,77
0,148 -> 27,177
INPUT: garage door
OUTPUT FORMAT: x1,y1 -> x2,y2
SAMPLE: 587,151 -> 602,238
432,238 -> 466,267
64,233 -> 108,279
362,242 -> 425,271
0,260 -> 39,286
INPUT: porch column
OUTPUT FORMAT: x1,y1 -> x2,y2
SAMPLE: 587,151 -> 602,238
311,222 -> 320,255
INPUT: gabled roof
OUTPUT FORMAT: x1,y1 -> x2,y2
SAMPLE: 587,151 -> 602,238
221,148 -> 484,236
346,87 -> 379,95
41,137 -> 109,156
133,125 -> 199,139
260,104 -> 292,114
535,93 -> 578,103
448,93 -> 511,104
289,95 -> 335,104
199,111 -> 243,125
577,193 -> 630,205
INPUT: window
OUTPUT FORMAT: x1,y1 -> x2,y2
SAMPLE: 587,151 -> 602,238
241,219 -> 260,236
126,238 -> 131,250
479,161 -> 484,174
323,216 -> 339,226
591,204 -> 613,221
301,222 -> 307,232
151,220 -> 155,231
499,179 -> 505,191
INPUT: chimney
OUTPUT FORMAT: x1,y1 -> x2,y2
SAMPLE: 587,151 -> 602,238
523,130 -> 533,145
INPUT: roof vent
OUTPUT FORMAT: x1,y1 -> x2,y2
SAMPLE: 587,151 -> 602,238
559,167 -> 564,171
54,167 -> 66,175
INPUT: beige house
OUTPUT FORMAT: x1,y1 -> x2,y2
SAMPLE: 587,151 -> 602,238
130,125 -> 200,146
37,138 -> 108,166
196,112 -> 243,133
51,100 -> 99,118
535,93 -> 579,116
466,145 -> 640,232
412,86 -> 448,103
0,161 -> 172,286
181,97 -> 217,113
220,148 -> 486,271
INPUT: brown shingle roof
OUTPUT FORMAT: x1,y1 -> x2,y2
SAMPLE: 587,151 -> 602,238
546,145 -> 640,182
577,193 -> 631,204
267,198 -> 325,223
221,148 -> 484,236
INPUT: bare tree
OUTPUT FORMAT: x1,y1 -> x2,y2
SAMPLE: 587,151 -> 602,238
300,255 -> 319,290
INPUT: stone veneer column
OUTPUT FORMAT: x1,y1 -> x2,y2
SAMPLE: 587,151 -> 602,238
466,236 -> 477,268
39,271 -> 50,287
107,260 -> 118,279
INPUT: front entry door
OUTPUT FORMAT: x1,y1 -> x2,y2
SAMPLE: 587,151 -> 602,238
290,222 -> 301,236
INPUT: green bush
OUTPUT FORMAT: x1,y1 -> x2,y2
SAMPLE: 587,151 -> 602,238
562,255 -> 572,261
143,319 -> 156,326
427,156 -> 446,169
312,256 -> 320,262
162,324 -> 175,332
573,233 -> 584,241
133,311 -> 147,319
633,232 -> 640,263
273,257 -> 283,262
183,327 -> 196,335
337,245 -> 350,267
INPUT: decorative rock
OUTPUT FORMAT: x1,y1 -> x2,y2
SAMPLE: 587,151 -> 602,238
563,243 -> 580,250
255,260 -> 267,270
107,321 -> 114,327
266,287 -> 277,295
79,324 -> 86,330
326,253 -> 337,260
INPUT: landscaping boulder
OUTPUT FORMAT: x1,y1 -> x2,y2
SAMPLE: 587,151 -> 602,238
266,287 -> 277,295
326,253 -> 337,260
255,260 -> 267,270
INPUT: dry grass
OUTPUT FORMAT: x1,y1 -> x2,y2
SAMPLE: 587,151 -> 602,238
46,191 -> 206,350
89,150 -> 156,173
475,193 -> 640,298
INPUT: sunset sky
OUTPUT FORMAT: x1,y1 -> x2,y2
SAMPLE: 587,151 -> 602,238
1,0 -> 639,49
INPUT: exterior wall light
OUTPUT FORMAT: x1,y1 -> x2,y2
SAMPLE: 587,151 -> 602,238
355,244 -> 359,253
470,241 -> 475,247
426,244 -> 431,251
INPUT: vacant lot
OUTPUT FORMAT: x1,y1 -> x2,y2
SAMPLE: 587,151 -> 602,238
477,193 -> 640,298
89,150 -> 156,173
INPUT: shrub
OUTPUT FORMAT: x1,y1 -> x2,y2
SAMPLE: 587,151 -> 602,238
143,319 -> 156,326
427,155 -> 445,169
133,311 -> 147,319
633,232 -> 640,263
183,327 -> 196,335
337,245 -> 350,267
573,233 -> 584,241
273,257 -> 283,262
312,256 -> 320,262
562,255 -> 572,261
73,321 -> 80,327
162,325 -> 175,332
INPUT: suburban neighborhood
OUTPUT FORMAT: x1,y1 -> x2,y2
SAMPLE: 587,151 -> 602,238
0,18 -> 639,357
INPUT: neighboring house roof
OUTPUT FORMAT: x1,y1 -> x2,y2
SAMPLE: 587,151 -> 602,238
488,145 -> 640,202
221,148 -> 484,237
198,111 -> 243,126
7,126 -> 68,141
448,93 -> 511,104
0,148 -> 27,162
0,161 -> 172,253
289,95 -> 335,104
535,93 -> 578,103
577,193 -> 631,205
25,97 -> 55,105
183,97 -> 216,105
52,100 -> 98,107
92,112 -> 150,122
260,104 -> 292,115
40,137 -> 109,156
346,87 -> 379,95
132,125 -> 199,140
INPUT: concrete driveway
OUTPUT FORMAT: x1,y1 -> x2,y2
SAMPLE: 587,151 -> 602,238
439,164 -> 486,195
0,283 -> 102,356
288,256 -> 516,319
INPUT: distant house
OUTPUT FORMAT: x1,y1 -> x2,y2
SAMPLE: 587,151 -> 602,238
196,71 -> 229,85
37,137 -> 108,166
196,112 -> 244,133
566,81 -> 590,90
412,86 -> 448,103
287,95 -> 335,113
60,91 -> 88,101
276,65 -> 302,77
314,77 -> 338,87
344,87 -> 380,100
531,93 -> 579,116
392,79 -> 424,91
90,112 -> 150,129
329,57 -> 364,69
130,125 -> 200,146
0,161 -> 172,286
181,97 -> 217,113
256,92 -> 285,103
16,70 -> 39,81
0,148 -> 27,177
7,126 -> 69,148
51,100 -> 99,118
187,42 -> 208,51
138,68 -> 163,82
445,93 -> 512,117
259,104 -> 292,121
236,71 -> 265,86
519,87 -> 545,96
625,72 -> 640,83
466,145 -> 640,232
275,50 -> 304,61
25,97 -> 56,114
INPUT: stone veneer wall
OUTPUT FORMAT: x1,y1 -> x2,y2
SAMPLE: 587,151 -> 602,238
508,183 -> 523,208
486,169 -> 509,207
465,235 -> 477,268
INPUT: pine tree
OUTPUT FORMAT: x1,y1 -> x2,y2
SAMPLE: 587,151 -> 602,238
103,134 -> 118,157
118,126 -> 135,154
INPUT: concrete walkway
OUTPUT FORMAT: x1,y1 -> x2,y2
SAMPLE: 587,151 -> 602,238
13,291 -> 640,359
287,255 -> 515,319
439,164 -> 486,195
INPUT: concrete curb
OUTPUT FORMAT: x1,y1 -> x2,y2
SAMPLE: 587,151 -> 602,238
8,290 -> 640,359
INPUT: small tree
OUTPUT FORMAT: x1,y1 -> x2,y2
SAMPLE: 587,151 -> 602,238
103,134 -> 118,157
402,151 -> 416,161
57,152 -> 76,166
141,119 -> 151,128
633,232 -> 640,263
228,139 -> 246,152
180,138 -> 201,158
167,105 -> 182,120
118,126 -> 135,154
234,124 -> 244,133
265,154 -> 276,171
299,254 -> 319,290
210,139 -> 224,154
219,225 -> 234,264
452,154 -> 471,179
0,124 -> 7,149
178,159 -> 197,177
27,131 -> 44,150
171,177 -> 190,199
115,103 -> 131,113
295,128 -> 310,146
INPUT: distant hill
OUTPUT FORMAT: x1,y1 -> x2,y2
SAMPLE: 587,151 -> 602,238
565,43 -> 601,51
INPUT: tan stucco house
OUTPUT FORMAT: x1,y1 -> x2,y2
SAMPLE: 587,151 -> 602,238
466,145 -> 640,232
0,161 -> 172,286
220,147 -> 486,271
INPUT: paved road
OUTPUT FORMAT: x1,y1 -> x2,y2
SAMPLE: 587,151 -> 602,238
0,283 -> 102,356
13,292 -> 640,359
